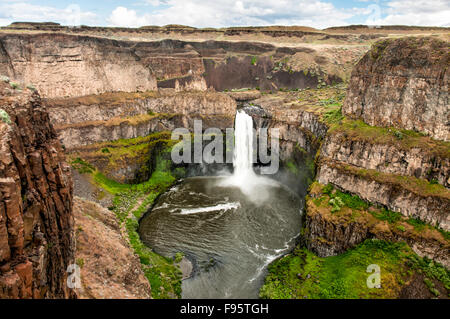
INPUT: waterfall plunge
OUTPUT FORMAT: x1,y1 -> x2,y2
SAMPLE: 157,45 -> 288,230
218,109 -> 278,204
233,110 -> 256,180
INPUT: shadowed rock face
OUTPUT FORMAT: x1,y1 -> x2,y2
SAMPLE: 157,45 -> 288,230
0,81 -> 74,298
343,37 -> 449,141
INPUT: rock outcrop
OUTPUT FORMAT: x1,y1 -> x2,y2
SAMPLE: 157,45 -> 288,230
317,160 -> 450,231
0,33 -> 158,98
73,197 -> 151,299
321,129 -> 450,187
303,182 -> 449,268
0,81 -> 74,298
343,37 -> 449,141
45,90 -> 237,148
0,33 -> 366,98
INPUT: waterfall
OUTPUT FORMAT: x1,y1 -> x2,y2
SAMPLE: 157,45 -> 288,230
233,109 -> 255,178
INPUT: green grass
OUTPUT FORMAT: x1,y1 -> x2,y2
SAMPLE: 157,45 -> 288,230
125,217 -> 182,298
322,183 -> 369,213
370,208 -> 403,224
260,240 -> 449,299
328,119 -> 450,159
0,109 -> 11,124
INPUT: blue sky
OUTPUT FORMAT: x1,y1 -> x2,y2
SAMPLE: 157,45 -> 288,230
0,0 -> 449,29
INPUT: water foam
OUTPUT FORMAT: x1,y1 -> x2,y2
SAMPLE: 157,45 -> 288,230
178,202 -> 241,215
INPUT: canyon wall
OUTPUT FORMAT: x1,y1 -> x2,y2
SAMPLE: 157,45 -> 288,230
0,33 -> 363,99
0,81 -> 75,298
46,90 -> 236,148
343,37 -> 449,141
302,37 -> 450,265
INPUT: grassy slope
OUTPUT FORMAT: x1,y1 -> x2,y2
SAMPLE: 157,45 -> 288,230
260,240 -> 450,299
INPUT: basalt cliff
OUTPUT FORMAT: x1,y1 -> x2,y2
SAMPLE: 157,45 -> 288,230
0,80 -> 74,298
0,22 -> 449,299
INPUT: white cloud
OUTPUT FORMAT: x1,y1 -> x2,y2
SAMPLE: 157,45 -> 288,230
108,6 -> 151,28
0,2 -> 97,26
365,0 -> 450,27
107,0 -> 355,29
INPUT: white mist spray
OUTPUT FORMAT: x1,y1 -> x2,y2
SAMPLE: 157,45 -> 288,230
218,109 -> 278,204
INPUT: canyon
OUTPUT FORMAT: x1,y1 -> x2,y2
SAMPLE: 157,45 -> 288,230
0,22 -> 448,299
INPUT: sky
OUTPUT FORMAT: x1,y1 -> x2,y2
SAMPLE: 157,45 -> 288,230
0,0 -> 449,29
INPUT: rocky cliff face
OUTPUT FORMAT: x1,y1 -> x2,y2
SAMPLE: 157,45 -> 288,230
303,183 -> 449,268
321,130 -> 450,187
45,90 -> 236,149
0,33 -> 364,98
316,160 -> 449,231
343,37 -> 449,141
0,34 -> 158,98
0,81 -> 74,298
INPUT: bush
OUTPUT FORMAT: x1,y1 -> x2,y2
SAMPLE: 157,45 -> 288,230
393,130 -> 403,140
323,108 -> 343,124
322,183 -> 334,195
370,208 -> 402,224
0,109 -> 11,124
10,82 -> 20,90
174,252 -> 184,263
329,196 -> 344,213
26,84 -> 36,92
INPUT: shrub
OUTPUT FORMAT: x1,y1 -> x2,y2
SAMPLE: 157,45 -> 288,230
393,130 -> 403,140
174,252 -> 184,263
407,218 -> 426,231
370,208 -> 402,224
1,75 -> 10,83
322,183 -> 334,195
329,196 -> 344,213
26,84 -> 36,92
10,82 -> 20,90
0,109 -> 11,124
323,108 -> 343,125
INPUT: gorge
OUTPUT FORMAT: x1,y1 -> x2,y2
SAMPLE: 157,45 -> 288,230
0,22 -> 448,299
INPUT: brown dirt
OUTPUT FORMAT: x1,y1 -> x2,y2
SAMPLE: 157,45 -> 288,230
73,197 -> 151,299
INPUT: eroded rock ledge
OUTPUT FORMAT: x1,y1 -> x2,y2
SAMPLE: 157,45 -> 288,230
317,159 -> 449,231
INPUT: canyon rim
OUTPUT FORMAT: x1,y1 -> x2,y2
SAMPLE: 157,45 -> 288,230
0,2 -> 449,306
